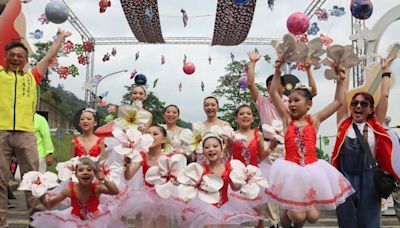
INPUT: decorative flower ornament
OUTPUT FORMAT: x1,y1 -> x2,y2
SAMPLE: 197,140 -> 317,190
229,160 -> 269,200
177,163 -> 223,204
292,37 -> 326,70
112,128 -> 153,160
321,45 -> 360,80
164,128 -> 196,156
181,122 -> 207,154
271,33 -> 304,64
145,154 -> 187,199
18,171 -> 59,198
56,156 -> 99,182
262,119 -> 284,144
114,101 -> 151,130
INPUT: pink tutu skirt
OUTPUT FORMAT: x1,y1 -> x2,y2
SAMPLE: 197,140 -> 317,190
179,196 -> 262,228
265,158 -> 355,211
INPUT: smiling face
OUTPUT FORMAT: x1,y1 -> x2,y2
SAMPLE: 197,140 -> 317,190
163,105 -> 180,125
203,97 -> 219,117
76,164 -> 95,185
131,86 -> 147,102
203,137 -> 223,163
79,111 -> 97,132
235,105 -> 254,128
350,94 -> 374,123
147,126 -> 166,149
288,90 -> 312,119
5,47 -> 28,72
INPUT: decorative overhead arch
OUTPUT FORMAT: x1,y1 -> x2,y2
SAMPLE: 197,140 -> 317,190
211,0 -> 257,46
120,0 -> 165,43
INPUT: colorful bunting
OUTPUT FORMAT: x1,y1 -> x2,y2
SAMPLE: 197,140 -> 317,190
181,9 -> 188,27
102,53 -> 111,62
29,29 -> 43,39
307,22 -> 320,36
315,8 -> 329,21
99,0 -> 111,13
83,41 -> 94,53
38,14 -> 49,25
57,66 -> 69,79
78,54 -> 89,65
111,47 -> 117,56
330,5 -> 346,17
68,64 -> 79,77
74,44 -> 84,55
62,40 -> 74,54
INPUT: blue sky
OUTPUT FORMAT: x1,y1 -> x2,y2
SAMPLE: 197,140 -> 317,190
22,0 -> 400,152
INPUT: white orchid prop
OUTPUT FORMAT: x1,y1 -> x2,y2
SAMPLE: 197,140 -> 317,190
209,125 -> 234,140
229,160 -> 269,200
271,33 -> 305,63
262,119 -> 284,144
181,122 -> 207,154
145,154 -> 187,199
114,101 -> 151,130
56,156 -> 99,182
321,45 -> 361,80
177,162 -> 223,204
18,171 -> 59,198
296,37 -> 326,69
112,127 -> 153,161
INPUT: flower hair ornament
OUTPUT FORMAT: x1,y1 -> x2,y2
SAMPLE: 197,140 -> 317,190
18,171 -> 59,198
292,83 -> 312,94
82,107 -> 97,116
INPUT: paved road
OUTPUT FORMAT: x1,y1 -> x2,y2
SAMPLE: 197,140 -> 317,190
6,191 -> 400,227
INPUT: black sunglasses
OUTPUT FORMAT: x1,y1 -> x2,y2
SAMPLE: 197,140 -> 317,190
351,99 -> 370,108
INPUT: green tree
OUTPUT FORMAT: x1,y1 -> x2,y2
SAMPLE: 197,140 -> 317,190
212,60 -> 267,129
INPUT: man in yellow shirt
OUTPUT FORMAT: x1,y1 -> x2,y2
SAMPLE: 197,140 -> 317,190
34,112 -> 54,173
0,28 -> 71,227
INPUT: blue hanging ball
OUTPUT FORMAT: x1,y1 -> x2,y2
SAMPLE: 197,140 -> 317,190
45,0 -> 69,24
135,74 -> 147,86
232,0 -> 249,6
350,0 -> 373,20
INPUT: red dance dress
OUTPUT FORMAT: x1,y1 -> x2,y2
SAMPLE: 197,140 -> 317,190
73,135 -> 104,157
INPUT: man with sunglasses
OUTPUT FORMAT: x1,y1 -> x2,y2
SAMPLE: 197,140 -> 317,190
0,28 -> 71,227
332,57 -> 399,228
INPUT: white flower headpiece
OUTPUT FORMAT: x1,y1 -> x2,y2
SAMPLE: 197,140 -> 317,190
82,108 -> 97,116
292,83 -> 312,94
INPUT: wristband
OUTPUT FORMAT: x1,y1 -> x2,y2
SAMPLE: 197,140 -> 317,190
382,72 -> 391,78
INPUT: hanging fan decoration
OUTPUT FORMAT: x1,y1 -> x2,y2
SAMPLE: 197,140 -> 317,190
211,0 -> 256,46
120,0 -> 165,43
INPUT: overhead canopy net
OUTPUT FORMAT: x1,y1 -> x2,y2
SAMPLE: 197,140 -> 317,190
212,0 -> 257,46
120,0 -> 165,43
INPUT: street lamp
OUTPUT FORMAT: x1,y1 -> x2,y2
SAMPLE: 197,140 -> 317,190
93,69 -> 128,110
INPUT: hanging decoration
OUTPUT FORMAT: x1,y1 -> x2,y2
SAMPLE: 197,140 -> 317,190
230,52 -> 235,62
102,53 -> 111,62
78,54 -> 89,65
208,56 -> 212,65
329,5 -> 346,17
183,54 -> 187,64
99,0 -> 111,13
238,75 -> 248,90
98,101 -> 109,107
181,8 -> 188,27
83,41 -> 94,53
179,82 -> 182,92
263,54 -> 271,63
201,81 -> 204,91
74,44 -> 84,55
134,74 -> 147,85
321,45 -> 360,80
296,34 -> 308,43
268,0 -> 274,10
135,51 -> 140,61
44,0 -> 69,24
183,62 -> 195,75
49,58 -> 58,69
68,64 -> 79,77
57,66 -> 69,79
153,78 -> 159,88
287,12 -> 310,35
320,34 -> 333,47
130,69 -> 137,79
29,29 -> 43,39
212,0 -> 256,45
254,48 -> 259,54
38,14 -> 49,24
161,55 -> 165,64
350,0 -> 373,20
99,91 -> 109,100
111,47 -> 117,56
307,22 -> 320,36
315,8 -> 329,21
62,40 -> 74,54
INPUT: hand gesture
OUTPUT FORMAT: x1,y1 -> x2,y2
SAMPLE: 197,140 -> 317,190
96,169 -> 106,182
57,28 -> 72,38
335,65 -> 347,80
248,51 -> 261,63
124,156 -> 132,166
381,55 -> 396,72
274,57 -> 284,71
268,138 -> 278,151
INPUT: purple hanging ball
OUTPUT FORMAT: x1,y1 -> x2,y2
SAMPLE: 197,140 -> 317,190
238,75 -> 248,90
350,0 -> 373,20
134,74 -> 147,86
287,12 -> 310,35
45,0 -> 69,24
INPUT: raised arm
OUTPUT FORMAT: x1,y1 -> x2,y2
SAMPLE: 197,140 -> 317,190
375,56 -> 395,124
336,68 -> 350,124
95,169 -> 119,195
124,157 -> 142,180
40,188 -> 70,209
313,76 -> 345,129
247,51 -> 261,102
305,63 -> 317,97
36,28 -> 71,76
270,58 -> 290,124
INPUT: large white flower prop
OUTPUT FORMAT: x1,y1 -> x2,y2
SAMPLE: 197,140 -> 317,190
114,101 -> 151,130
321,45 -> 360,80
181,122 -> 207,154
145,154 -> 187,199
229,160 -> 269,200
56,156 -> 99,182
112,128 -> 153,161
18,171 -> 59,198
296,37 -> 326,69
272,33 -> 305,64
209,125 -> 234,143
177,163 -> 223,204
262,119 -> 284,144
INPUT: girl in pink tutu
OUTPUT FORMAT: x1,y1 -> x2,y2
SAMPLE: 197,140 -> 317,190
72,108 -> 104,157
122,125 -> 182,227
180,135 -> 262,227
266,58 -> 354,228
32,157 -> 124,228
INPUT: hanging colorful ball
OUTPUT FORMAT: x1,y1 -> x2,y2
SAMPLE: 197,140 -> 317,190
287,12 -> 310,35
45,0 -> 69,24
134,74 -> 147,85
350,0 -> 373,20
183,62 -> 195,75
238,75 -> 248,90
232,0 -> 249,6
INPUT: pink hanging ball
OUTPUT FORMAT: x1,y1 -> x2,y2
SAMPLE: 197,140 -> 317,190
183,62 -> 195,75
287,12 -> 310,35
